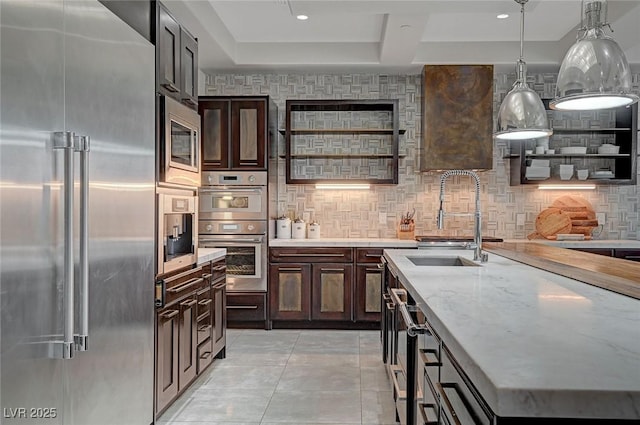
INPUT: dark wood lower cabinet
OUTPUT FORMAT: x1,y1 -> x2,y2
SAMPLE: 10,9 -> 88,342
268,247 -> 388,328
311,263 -> 353,321
270,263 -> 311,321
178,295 -> 198,391
155,307 -> 179,413
155,257 -> 227,418
226,292 -> 269,329
212,277 -> 227,357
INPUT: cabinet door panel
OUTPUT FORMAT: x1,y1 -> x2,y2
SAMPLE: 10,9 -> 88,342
212,279 -> 226,357
355,264 -> 382,322
178,295 -> 198,391
231,100 -> 266,169
200,100 -> 229,169
312,264 -> 353,321
270,264 -> 311,320
156,308 -> 179,414
320,274 -> 345,313
157,4 -> 180,97
180,28 -> 198,108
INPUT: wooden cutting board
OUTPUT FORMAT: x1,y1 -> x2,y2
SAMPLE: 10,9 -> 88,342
535,208 -> 572,238
551,195 -> 599,236
551,195 -> 596,219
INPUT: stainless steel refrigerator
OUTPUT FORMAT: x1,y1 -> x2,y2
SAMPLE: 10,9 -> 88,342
1,1 -> 155,424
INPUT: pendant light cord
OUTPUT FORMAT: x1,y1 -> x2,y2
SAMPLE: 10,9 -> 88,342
519,0 -> 525,62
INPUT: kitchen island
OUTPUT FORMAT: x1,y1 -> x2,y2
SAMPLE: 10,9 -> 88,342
383,247 -> 640,422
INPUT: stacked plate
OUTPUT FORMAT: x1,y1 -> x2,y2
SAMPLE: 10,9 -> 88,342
597,144 -> 620,154
590,170 -> 615,179
560,146 -> 587,154
525,159 -> 550,180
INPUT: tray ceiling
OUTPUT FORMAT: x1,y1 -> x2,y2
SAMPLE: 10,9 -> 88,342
163,0 -> 640,73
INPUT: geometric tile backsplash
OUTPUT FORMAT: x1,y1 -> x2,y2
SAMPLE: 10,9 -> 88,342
204,71 -> 640,240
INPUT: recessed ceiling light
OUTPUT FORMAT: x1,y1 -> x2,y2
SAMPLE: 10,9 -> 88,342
296,14 -> 308,20
497,13 -> 509,19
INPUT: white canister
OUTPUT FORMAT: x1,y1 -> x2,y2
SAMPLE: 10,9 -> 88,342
308,221 -> 320,239
292,219 -> 306,239
276,217 -> 292,239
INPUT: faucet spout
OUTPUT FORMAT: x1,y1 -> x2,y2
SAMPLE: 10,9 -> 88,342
437,170 -> 487,262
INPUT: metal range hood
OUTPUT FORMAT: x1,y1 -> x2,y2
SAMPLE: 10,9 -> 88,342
419,65 -> 495,171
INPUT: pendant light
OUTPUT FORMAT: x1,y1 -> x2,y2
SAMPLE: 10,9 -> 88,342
495,0 -> 552,140
551,0 -> 638,110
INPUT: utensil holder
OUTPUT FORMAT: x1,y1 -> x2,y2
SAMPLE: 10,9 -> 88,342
397,221 -> 415,240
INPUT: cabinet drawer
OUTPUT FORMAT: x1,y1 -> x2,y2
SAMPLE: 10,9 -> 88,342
227,293 -> 266,321
270,247 -> 353,263
161,266 -> 205,306
356,248 -> 384,263
438,345 -> 492,425
210,260 -> 227,283
197,339 -> 213,373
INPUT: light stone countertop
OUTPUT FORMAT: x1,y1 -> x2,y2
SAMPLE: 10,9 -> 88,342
268,237 -> 418,248
269,237 -> 640,249
196,247 -> 226,265
383,248 -> 640,420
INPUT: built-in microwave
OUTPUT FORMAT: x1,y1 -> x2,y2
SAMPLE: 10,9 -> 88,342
159,95 -> 201,188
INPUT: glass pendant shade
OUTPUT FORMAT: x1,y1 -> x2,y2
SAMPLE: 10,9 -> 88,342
494,0 -> 552,140
551,0 -> 639,110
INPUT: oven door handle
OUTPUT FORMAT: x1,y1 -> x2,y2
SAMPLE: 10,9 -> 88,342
199,188 -> 264,193
391,288 -> 428,337
200,237 -> 264,244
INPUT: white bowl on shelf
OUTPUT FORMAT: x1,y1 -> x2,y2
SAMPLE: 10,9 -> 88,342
597,144 -> 620,154
530,159 -> 550,167
560,146 -> 588,155
525,166 -> 550,180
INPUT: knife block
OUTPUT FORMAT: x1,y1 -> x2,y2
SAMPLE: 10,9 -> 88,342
397,221 -> 415,240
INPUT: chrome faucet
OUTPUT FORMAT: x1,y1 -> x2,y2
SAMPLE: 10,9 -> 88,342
437,170 -> 488,262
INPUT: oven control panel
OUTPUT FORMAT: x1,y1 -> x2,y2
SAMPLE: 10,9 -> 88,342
198,220 -> 267,235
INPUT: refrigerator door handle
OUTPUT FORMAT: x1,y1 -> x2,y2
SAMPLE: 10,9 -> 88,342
75,135 -> 90,352
49,131 -> 77,360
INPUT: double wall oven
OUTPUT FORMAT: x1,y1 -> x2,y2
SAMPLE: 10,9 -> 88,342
199,171 -> 268,292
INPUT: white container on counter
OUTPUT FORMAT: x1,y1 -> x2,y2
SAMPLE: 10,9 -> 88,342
292,219 -> 306,239
276,217 -> 291,239
308,221 -> 320,239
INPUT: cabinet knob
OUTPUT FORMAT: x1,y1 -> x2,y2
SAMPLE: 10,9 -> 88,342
206,224 -> 213,231
247,224 -> 255,231
248,175 -> 256,182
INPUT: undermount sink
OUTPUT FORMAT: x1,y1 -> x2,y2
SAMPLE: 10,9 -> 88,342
407,256 -> 480,267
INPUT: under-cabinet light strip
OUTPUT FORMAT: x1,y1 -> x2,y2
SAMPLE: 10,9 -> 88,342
315,183 -> 371,190
538,184 -> 596,190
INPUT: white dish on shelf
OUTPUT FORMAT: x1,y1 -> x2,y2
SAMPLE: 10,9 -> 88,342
560,146 -> 588,154
597,144 -> 620,154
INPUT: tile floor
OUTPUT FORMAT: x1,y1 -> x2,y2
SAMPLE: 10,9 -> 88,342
157,329 -> 397,425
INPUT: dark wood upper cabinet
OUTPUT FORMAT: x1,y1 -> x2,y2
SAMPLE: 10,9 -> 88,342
180,27 -> 198,108
199,99 -> 230,169
231,100 -> 266,169
157,3 -> 180,95
157,2 -> 198,110
200,97 -> 275,171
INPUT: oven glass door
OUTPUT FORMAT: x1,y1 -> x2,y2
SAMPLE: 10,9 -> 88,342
169,118 -> 198,172
199,188 -> 266,220
199,236 -> 266,291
